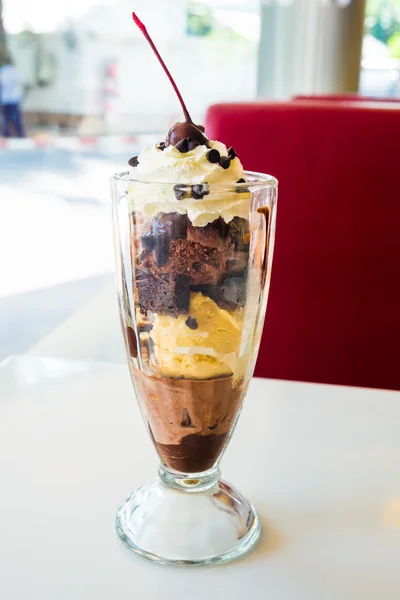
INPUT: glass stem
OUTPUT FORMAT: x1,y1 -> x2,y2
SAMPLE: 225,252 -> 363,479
158,465 -> 221,493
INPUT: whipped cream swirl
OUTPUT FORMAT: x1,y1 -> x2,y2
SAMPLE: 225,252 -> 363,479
128,141 -> 250,227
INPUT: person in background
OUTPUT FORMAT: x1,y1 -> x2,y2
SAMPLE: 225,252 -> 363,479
0,58 -> 25,138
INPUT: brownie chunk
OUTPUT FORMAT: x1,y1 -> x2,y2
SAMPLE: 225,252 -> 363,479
228,217 -> 250,252
226,252 -> 249,276
136,271 -> 190,317
144,238 -> 231,286
187,217 -> 230,250
140,213 -> 189,267
142,213 -> 188,242
193,274 -> 247,310
134,213 -> 250,311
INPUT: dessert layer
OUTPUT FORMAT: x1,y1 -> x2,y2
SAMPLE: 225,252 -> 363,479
133,214 -> 249,317
132,369 -> 243,447
128,140 -> 250,226
150,292 -> 242,379
156,434 -> 228,473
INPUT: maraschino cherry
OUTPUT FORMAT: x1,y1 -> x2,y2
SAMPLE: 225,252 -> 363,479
132,12 -> 208,149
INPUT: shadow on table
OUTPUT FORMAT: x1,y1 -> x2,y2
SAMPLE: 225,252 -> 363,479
0,273 -> 113,360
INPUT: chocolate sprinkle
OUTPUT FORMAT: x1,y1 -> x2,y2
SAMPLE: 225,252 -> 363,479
157,142 -> 166,151
181,408 -> 196,428
185,316 -> 198,330
207,149 -> 220,163
128,156 -> 139,167
174,137 -> 201,153
227,147 -> 237,159
187,138 -> 201,151
175,137 -> 189,153
191,183 -> 209,200
236,177 -> 250,193
219,156 -> 231,169
173,184 -> 188,201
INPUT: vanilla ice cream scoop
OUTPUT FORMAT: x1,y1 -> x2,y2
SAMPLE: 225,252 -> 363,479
149,292 -> 244,379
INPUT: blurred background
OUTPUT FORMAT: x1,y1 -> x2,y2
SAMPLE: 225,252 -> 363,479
0,0 -> 399,367
1,0 -> 399,135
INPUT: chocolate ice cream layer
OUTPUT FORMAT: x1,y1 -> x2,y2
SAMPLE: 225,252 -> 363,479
132,369 -> 244,473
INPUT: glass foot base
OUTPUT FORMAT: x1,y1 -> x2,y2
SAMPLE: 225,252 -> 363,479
115,476 -> 261,567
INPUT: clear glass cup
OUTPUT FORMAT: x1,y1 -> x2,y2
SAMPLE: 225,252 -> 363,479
111,171 -> 277,566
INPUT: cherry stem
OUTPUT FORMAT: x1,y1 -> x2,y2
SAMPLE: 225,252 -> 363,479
132,12 -> 192,124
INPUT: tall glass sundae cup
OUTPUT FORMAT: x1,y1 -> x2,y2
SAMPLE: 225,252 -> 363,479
112,166 -> 277,566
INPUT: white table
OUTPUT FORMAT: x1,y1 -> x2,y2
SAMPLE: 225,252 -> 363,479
1,355 -> 400,600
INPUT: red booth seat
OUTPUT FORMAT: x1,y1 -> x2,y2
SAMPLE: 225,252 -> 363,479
293,94 -> 400,103
205,100 -> 400,391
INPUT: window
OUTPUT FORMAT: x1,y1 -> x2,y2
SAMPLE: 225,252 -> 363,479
361,0 -> 400,97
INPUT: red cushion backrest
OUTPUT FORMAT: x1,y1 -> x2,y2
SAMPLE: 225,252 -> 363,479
205,101 -> 400,390
293,94 -> 400,103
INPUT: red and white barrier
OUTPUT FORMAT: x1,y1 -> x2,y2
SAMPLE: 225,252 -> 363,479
0,134 -> 161,151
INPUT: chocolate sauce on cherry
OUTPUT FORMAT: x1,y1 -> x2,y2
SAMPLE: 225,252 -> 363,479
166,122 -> 208,148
